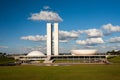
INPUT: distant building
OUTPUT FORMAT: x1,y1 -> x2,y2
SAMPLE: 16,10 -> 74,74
12,23 -> 107,64
71,49 -> 97,55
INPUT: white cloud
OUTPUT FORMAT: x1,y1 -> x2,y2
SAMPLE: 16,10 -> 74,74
76,38 -> 104,45
28,10 -> 63,22
76,40 -> 86,45
43,6 -> 51,9
84,46 -> 94,49
100,45 -> 106,48
0,46 -> 8,48
84,29 -> 103,38
21,35 -> 46,41
78,30 -> 84,34
21,45 -> 46,53
59,30 -> 80,42
109,37 -> 120,43
20,29 -> 103,43
102,23 -> 120,32
20,30 -> 80,42
59,40 -> 68,43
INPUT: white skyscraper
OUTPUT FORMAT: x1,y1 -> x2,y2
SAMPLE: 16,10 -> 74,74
46,23 -> 59,56
47,23 -> 52,56
54,23 -> 59,55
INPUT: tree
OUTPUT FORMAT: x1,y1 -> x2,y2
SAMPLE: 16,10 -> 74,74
0,52 -> 6,57
106,50 -> 120,55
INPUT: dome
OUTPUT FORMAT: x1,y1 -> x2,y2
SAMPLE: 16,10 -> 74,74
71,49 -> 97,55
27,51 -> 45,57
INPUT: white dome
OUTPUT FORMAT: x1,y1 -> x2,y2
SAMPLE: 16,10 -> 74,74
71,49 -> 97,55
27,51 -> 45,57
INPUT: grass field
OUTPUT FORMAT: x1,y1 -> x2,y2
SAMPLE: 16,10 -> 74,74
108,56 -> 120,63
0,64 -> 120,80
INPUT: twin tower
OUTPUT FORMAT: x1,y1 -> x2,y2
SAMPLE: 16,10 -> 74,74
47,23 -> 59,56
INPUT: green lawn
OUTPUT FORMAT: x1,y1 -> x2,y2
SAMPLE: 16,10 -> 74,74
108,56 -> 120,63
0,64 -> 120,80
0,56 -> 15,64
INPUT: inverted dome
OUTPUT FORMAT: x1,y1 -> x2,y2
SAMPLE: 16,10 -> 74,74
71,49 -> 97,55
27,51 -> 45,57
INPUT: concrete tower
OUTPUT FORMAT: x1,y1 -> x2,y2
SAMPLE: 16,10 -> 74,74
46,23 -> 59,56
54,23 -> 59,55
47,23 -> 52,56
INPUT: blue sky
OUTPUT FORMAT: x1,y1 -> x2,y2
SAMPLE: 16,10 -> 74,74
0,0 -> 120,54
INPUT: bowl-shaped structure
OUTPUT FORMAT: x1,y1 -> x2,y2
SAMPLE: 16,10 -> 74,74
27,51 -> 45,57
71,49 -> 97,55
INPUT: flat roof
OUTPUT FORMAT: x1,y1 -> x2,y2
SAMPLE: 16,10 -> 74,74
14,55 -> 107,58
51,55 -> 107,57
